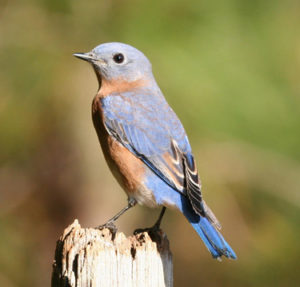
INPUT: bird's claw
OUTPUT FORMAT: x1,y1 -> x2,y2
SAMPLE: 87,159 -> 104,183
134,227 -> 151,235
134,224 -> 161,241
96,221 -> 118,238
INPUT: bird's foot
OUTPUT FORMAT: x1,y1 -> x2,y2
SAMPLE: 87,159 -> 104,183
134,223 -> 162,242
134,207 -> 166,243
96,221 -> 117,238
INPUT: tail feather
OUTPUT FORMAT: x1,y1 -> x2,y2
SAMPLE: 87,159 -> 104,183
181,197 -> 237,259
198,217 -> 236,259
203,200 -> 221,230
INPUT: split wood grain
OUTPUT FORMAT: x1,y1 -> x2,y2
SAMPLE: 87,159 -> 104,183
51,219 -> 173,287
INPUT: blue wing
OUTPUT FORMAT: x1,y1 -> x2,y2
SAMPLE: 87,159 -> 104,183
100,88 -> 205,216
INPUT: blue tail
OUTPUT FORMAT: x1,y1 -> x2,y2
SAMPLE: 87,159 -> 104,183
147,172 -> 236,259
181,196 -> 237,259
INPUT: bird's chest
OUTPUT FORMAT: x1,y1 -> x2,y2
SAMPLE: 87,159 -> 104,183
91,95 -> 157,207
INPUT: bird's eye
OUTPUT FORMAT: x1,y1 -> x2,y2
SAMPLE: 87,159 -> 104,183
113,53 -> 125,64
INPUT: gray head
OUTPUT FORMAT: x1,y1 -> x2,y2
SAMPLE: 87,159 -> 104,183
74,42 -> 153,83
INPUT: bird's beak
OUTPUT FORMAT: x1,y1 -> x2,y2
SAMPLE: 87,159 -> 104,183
73,52 -> 95,62
73,52 -> 106,66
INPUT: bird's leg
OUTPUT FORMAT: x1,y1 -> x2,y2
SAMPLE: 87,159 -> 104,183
153,206 -> 166,230
96,198 -> 137,234
134,206 -> 166,236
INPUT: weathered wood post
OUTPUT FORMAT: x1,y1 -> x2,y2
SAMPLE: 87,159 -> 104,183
51,220 -> 173,287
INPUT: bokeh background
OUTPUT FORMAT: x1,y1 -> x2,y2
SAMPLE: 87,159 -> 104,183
1,0 -> 300,286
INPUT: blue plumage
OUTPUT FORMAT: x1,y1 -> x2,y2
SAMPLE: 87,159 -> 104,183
75,42 -> 236,260
101,90 -> 236,259
145,170 -> 236,259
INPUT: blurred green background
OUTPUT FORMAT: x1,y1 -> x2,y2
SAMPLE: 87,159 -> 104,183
1,0 -> 300,286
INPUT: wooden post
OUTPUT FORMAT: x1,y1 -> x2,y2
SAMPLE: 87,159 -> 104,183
51,220 -> 173,287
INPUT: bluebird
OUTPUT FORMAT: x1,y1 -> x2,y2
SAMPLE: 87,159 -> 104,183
74,42 -> 236,259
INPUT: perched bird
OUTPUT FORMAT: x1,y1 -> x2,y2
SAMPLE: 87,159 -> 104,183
74,42 -> 236,259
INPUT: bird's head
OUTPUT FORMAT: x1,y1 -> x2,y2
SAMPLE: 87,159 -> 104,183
74,42 -> 153,86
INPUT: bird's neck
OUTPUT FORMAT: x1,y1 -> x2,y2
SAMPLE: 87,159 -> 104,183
97,77 -> 149,97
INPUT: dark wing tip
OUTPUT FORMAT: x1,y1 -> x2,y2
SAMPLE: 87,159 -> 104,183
188,190 -> 206,216
183,153 -> 206,216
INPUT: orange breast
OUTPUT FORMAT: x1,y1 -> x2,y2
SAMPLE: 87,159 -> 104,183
105,135 -> 146,193
91,94 -> 149,197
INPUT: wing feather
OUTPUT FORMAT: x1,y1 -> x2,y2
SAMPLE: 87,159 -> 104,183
101,91 -> 205,215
